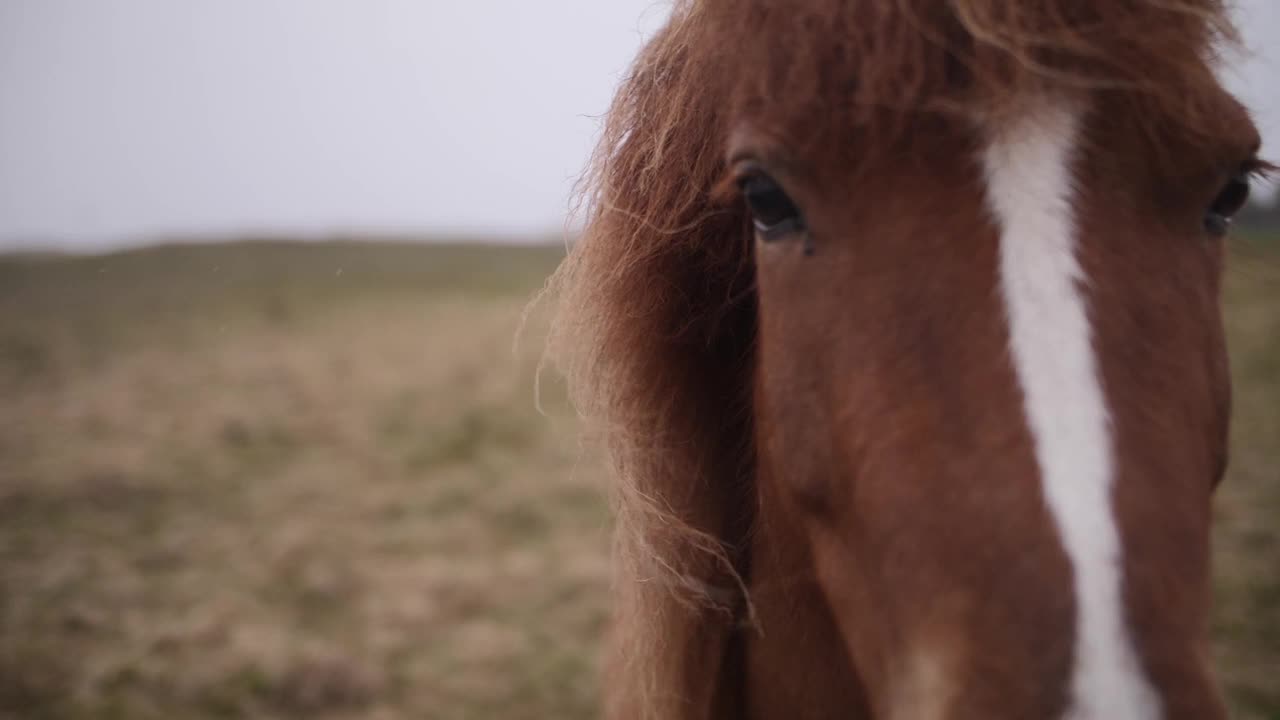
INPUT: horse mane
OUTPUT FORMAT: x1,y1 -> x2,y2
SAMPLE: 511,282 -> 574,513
545,0 -> 1238,715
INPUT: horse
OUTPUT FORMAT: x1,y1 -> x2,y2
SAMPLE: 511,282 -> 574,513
547,1 -> 1269,717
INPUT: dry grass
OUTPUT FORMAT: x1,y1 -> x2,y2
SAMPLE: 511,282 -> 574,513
0,238 -> 1275,719
1212,233 -> 1280,718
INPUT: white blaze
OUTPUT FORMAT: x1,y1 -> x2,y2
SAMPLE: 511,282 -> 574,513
982,102 -> 1160,720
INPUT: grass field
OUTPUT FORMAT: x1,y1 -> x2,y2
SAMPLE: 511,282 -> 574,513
0,239 -> 1276,719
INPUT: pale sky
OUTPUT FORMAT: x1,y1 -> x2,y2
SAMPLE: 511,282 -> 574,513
0,1 -> 1276,249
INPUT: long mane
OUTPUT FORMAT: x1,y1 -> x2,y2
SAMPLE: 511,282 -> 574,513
546,1 -> 1236,716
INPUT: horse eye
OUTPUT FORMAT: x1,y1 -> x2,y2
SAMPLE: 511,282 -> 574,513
1204,173 -> 1251,237
739,173 -> 805,241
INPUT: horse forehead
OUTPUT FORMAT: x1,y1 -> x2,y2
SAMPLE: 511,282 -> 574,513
983,99 -> 1161,720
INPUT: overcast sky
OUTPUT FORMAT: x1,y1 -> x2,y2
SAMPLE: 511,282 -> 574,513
0,1 -> 1276,249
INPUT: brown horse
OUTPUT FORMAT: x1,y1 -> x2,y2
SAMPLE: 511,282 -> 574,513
548,1 -> 1269,718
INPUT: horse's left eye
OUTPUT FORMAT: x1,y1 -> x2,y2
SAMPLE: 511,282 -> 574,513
740,173 -> 805,241
1204,173 -> 1251,237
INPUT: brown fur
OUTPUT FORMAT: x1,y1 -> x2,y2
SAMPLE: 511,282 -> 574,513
546,1 -> 1258,717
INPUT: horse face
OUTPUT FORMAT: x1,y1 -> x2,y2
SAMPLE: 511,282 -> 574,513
738,94 -> 1258,717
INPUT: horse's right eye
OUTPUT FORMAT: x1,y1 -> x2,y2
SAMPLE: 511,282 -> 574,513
740,173 -> 805,242
1204,172 -> 1251,237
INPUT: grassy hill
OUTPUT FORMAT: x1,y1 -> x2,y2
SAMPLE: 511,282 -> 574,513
0,239 -> 1276,718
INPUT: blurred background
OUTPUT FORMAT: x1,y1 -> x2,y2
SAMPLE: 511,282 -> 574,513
0,2 -> 1276,719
